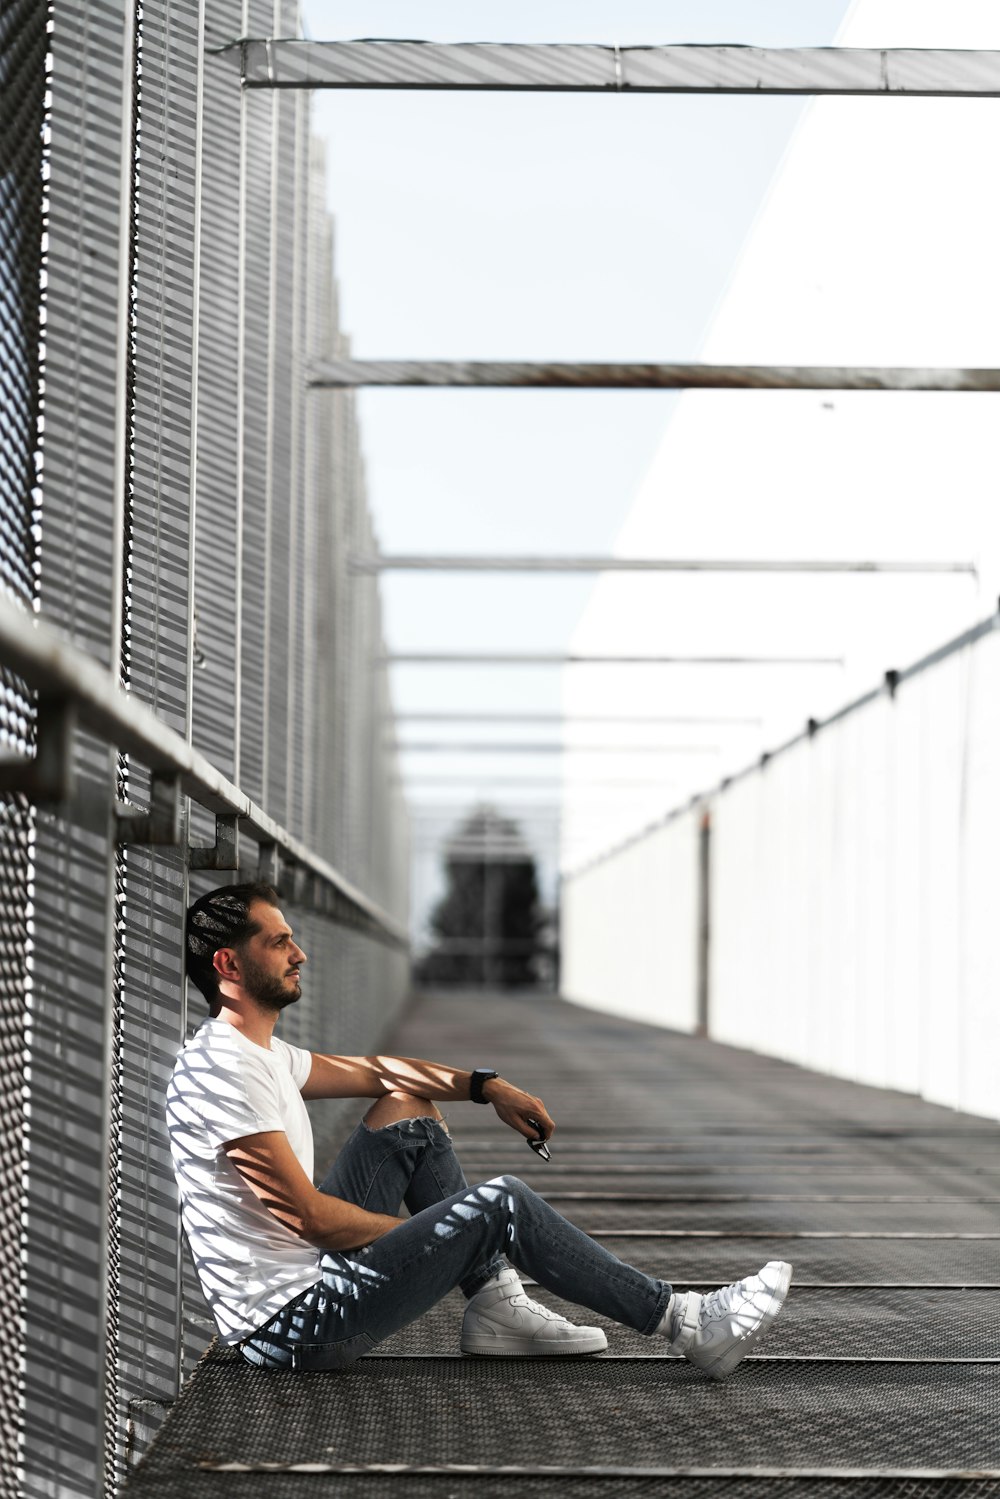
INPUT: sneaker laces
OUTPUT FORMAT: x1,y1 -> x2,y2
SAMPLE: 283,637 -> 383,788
700,1279 -> 742,1323
507,1292 -> 572,1325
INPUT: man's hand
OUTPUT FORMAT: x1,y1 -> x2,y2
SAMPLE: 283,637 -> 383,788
482,1077 -> 555,1144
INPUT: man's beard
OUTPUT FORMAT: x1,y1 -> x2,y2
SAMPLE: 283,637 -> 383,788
241,950 -> 301,1013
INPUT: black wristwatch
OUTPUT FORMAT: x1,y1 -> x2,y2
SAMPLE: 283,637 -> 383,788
469,1068 -> 499,1104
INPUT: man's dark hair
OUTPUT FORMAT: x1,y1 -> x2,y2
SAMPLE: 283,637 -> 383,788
185,883 -> 280,1005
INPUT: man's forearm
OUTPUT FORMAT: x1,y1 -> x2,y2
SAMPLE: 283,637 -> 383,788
370,1055 -> 492,1101
304,1191 -> 405,1252
304,1051 -> 496,1102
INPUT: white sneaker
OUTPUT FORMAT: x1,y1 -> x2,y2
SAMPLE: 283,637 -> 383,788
664,1260 -> 792,1381
460,1268 -> 608,1356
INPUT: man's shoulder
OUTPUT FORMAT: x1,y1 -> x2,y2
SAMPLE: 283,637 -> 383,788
169,1018 -> 247,1090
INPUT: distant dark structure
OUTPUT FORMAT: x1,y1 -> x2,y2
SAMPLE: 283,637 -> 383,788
417,806 -> 553,989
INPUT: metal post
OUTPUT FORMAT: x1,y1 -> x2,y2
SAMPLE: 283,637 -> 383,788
232,0 -> 250,790
696,807 -> 711,1038
261,14 -> 279,811
172,0 -> 208,1413
93,0 -> 141,1488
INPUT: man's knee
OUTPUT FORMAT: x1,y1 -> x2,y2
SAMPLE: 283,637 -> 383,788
363,1092 -> 446,1131
483,1173 -> 527,1199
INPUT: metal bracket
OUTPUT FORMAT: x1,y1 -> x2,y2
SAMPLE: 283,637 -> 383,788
0,695 -> 76,802
115,773 -> 183,845
256,841 -> 279,886
283,861 -> 306,905
188,814 -> 240,870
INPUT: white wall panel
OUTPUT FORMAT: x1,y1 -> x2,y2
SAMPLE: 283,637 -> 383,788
561,809 -> 700,1033
563,619 -> 1000,1124
886,680 -> 922,1095
959,629 -> 1000,1118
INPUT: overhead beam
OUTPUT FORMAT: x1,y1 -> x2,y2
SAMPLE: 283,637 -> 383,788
313,359 -> 1000,392
400,777 -> 676,788
391,741 -> 721,754
354,553 -> 977,576
387,713 -> 762,725
383,651 -> 843,666
230,40 -> 1000,98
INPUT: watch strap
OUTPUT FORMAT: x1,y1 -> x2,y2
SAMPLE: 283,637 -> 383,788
469,1068 -> 499,1104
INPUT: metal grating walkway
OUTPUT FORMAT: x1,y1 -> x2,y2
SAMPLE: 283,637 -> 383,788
125,990 -> 1000,1497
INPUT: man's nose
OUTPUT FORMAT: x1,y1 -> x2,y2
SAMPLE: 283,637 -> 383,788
292,943 -> 307,965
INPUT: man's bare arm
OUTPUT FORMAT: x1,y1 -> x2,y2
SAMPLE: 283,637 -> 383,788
222,1131 -> 404,1252
301,1053 -> 475,1102
301,1053 -> 555,1142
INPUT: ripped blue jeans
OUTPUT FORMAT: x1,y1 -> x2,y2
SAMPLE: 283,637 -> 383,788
240,1113 -> 672,1370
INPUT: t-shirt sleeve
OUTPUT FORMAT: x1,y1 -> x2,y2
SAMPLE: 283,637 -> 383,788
189,1045 -> 287,1149
272,1036 -> 313,1091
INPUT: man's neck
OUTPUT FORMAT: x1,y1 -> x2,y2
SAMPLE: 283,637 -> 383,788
211,996 -> 277,1050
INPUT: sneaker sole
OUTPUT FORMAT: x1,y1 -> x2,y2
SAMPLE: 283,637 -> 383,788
460,1331 -> 608,1357
696,1260 -> 793,1382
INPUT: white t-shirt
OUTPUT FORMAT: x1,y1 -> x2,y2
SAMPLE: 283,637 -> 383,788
165,1016 -> 323,1343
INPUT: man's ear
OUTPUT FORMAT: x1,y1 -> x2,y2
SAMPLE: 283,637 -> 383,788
213,946 -> 241,985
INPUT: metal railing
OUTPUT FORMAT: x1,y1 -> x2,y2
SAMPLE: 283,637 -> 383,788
0,595 -> 407,947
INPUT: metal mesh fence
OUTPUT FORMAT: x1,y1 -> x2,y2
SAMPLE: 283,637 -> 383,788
3,0 -> 411,1494
0,0 -> 45,1492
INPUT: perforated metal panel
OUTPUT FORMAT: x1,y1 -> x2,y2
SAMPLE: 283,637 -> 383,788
22,2 -> 133,1493
0,1 -> 45,1491
7,2 -> 410,1495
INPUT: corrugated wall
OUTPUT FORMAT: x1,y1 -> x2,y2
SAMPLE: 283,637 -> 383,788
4,1 -> 410,1494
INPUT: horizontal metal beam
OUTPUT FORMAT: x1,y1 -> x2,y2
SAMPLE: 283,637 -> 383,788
313,359 -> 1000,392
393,741 -> 719,754
354,553 -> 977,576
419,938 -> 557,953
428,849 -> 544,865
388,712 -> 761,726
230,40 -> 1000,98
401,777 -> 676,788
384,652 -> 843,666
0,596 -> 407,949
200,1464 -> 1000,1480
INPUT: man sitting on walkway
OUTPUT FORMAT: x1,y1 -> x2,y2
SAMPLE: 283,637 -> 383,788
167,882 -> 791,1376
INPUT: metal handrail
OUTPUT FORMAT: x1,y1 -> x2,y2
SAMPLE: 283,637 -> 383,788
562,603 -> 1000,882
0,593 -> 408,949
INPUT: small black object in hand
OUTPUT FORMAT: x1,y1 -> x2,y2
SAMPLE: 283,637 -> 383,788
525,1116 -> 551,1162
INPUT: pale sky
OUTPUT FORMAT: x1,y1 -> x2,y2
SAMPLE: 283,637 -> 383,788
299,1 -> 997,937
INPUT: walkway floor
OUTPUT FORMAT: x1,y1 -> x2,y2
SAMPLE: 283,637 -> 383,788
126,989 -> 1000,1498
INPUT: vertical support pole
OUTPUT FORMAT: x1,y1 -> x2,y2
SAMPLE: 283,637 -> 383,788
284,84 -> 305,829
95,1 -> 140,1489
172,0 -> 207,1409
696,806 -> 711,1038
261,0 -> 281,810
232,0 -> 249,790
